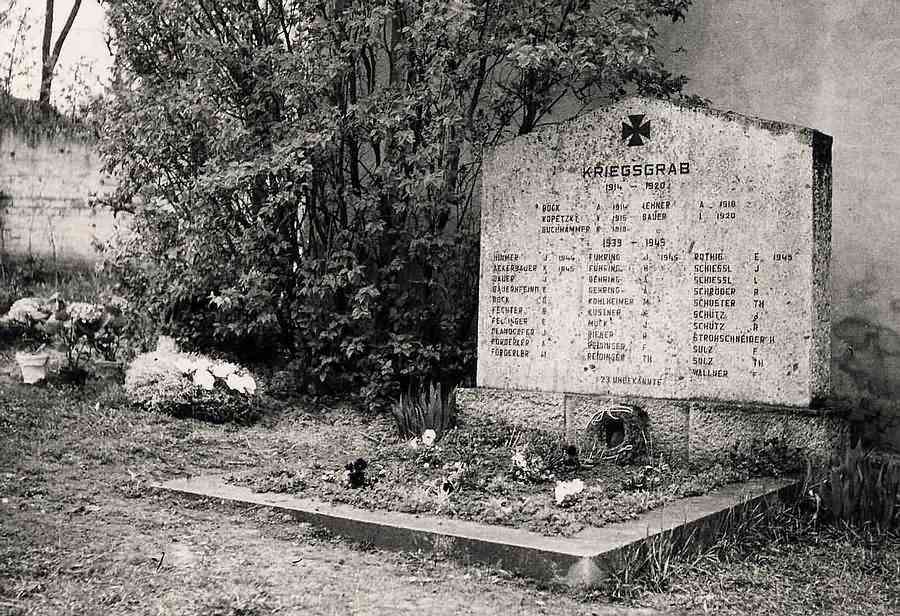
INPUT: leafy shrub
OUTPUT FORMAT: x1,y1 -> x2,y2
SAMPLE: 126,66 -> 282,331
96,0 -> 695,408
814,444 -> 900,530
391,381 -> 457,441
95,215 -> 290,363
124,349 -> 262,424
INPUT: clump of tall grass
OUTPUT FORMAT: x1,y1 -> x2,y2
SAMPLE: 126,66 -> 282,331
390,380 -> 457,441
813,443 -> 899,531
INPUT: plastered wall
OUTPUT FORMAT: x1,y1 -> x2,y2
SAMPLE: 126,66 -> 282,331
658,0 -> 900,450
0,127 -> 124,263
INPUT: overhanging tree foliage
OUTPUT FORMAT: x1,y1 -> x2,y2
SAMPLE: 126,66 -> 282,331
97,0 -> 692,408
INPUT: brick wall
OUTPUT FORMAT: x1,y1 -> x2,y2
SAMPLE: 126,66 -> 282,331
0,126 -> 128,262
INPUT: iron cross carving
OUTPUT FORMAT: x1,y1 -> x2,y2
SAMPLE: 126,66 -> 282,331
622,114 -> 651,146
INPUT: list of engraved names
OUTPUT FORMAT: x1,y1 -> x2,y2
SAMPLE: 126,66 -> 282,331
480,152 -> 810,402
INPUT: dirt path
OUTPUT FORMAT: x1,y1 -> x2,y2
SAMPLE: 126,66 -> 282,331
4,492 -> 657,615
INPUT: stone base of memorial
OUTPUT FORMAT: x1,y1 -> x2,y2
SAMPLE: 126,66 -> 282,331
456,388 -> 849,463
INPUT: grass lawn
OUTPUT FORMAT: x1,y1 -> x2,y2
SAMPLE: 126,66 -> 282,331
1,375 -> 898,615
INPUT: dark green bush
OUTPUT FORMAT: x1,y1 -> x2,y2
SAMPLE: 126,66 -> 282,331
97,0 -> 694,408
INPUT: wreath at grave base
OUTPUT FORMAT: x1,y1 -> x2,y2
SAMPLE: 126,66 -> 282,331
586,404 -> 650,462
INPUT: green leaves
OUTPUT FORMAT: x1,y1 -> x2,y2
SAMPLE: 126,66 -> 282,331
391,381 -> 457,440
97,0 -> 692,406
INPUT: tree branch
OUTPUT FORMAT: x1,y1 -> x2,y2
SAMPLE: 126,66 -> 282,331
48,0 -> 80,71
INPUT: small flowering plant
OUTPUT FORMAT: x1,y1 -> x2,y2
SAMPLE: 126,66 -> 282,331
1,294 -> 130,374
554,479 -> 586,506
8,315 -> 53,353
408,429 -> 438,450
2,294 -> 130,361
510,446 -> 556,483
91,296 -> 129,361
54,298 -> 130,364
342,458 -> 368,488
421,429 -> 437,447
439,461 -> 470,494
0,296 -> 57,352
50,301 -> 107,370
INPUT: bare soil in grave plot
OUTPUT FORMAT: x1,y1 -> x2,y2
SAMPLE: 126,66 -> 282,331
1,375 -> 898,615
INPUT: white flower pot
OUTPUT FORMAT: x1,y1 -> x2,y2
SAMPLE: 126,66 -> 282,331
15,351 -> 50,384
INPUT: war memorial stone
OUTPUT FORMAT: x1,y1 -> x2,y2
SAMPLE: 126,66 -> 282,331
458,97 -> 846,459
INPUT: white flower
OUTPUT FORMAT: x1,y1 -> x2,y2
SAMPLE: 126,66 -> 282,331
192,369 -> 215,390
174,356 -> 198,374
226,372 -> 256,394
67,302 -> 104,326
421,429 -> 436,447
193,356 -> 214,374
554,479 -> 585,505
211,361 -> 239,378
511,450 -> 528,470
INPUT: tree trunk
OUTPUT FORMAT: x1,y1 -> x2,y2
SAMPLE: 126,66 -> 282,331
38,0 -> 82,114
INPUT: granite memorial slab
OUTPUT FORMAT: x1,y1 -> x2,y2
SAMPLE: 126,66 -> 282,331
478,97 -> 831,407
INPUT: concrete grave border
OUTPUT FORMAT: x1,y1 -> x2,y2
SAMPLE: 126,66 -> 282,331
155,475 -> 800,588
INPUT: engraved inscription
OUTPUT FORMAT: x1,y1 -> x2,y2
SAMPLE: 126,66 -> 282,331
478,98 -> 829,406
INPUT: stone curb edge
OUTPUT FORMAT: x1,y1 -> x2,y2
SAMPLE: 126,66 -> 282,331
154,475 -> 801,588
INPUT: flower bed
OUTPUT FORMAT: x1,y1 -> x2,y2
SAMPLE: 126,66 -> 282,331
228,408 -> 791,537
0,293 -> 130,382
